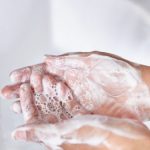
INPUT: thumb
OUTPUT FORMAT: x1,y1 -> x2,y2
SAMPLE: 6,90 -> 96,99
11,123 -> 63,149
11,123 -> 45,142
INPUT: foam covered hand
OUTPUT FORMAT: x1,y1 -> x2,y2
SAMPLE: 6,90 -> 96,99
12,115 -> 150,150
1,51 -> 150,121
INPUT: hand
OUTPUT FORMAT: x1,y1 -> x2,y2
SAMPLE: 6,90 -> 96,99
8,80 -> 150,150
8,81 -> 87,124
12,114 -> 150,150
1,51 -> 150,122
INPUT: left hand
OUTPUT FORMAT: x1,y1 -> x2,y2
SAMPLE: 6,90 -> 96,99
12,115 -> 150,150
9,84 -> 150,150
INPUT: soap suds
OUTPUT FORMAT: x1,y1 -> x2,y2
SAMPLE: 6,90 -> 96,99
33,54 -> 150,121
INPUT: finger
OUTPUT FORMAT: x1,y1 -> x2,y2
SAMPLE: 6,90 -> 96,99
20,83 -> 38,123
9,66 -> 32,83
11,101 -> 22,114
1,64 -> 45,99
0,83 -> 21,99
41,75 -> 60,121
42,74 -> 69,121
42,74 -> 57,95
9,63 -> 45,83
12,124 -> 40,142
30,65 -> 44,93
11,123 -> 56,142
12,123 -> 63,150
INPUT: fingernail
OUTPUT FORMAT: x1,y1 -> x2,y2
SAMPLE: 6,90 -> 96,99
0,87 -> 19,99
12,129 -> 27,141
0,87 -> 7,99
9,67 -> 31,83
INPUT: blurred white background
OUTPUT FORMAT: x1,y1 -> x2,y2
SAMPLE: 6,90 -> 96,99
0,0 -> 150,149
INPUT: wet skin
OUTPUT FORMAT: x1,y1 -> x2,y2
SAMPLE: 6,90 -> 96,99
1,51 -> 150,150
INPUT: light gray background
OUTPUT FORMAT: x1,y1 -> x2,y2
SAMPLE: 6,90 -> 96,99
0,0 -> 150,149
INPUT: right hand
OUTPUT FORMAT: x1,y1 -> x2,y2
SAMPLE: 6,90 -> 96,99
1,51 -> 150,122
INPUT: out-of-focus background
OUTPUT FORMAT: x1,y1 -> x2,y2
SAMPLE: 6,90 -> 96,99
0,0 -> 150,149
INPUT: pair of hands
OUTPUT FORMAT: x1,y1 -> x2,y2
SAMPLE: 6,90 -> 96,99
1,51 -> 150,150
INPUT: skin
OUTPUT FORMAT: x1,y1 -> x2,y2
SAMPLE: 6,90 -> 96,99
1,51 -> 150,150
12,115 -> 150,150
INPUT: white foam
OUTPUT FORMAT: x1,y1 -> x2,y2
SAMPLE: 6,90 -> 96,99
46,54 -> 150,122
42,115 -> 146,148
